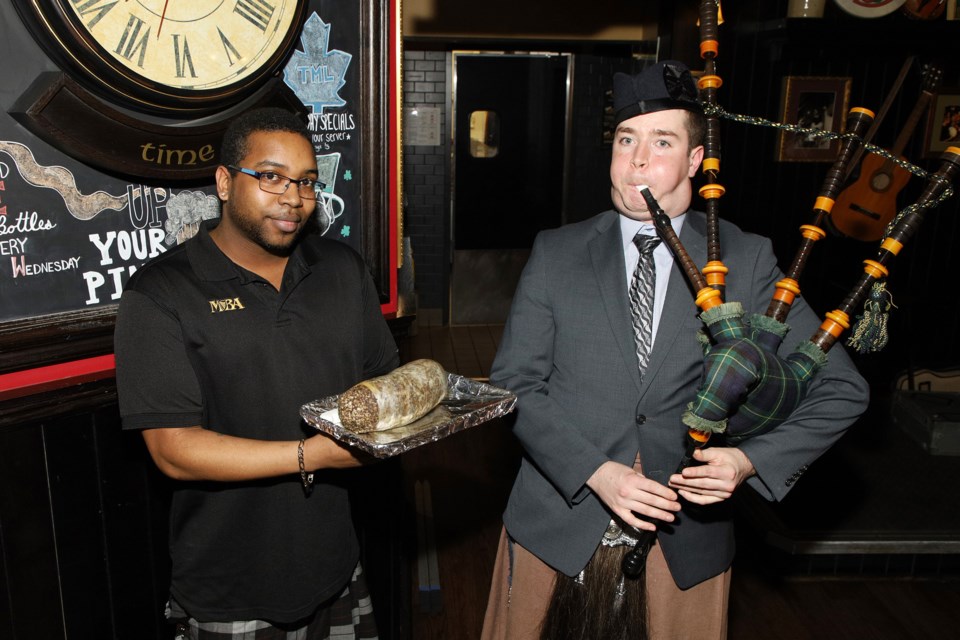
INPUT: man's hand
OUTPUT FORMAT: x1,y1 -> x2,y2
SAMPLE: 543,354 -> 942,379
303,432 -> 371,470
586,460 -> 681,532
668,447 -> 755,505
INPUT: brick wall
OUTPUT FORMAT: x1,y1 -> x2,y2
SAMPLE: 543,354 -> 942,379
402,50 -> 450,313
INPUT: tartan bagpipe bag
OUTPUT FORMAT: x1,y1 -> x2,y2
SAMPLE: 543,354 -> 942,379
680,301 -> 829,445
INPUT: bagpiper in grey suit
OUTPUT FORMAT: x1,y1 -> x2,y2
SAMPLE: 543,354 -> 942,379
491,207 -> 869,589
482,60 -> 869,639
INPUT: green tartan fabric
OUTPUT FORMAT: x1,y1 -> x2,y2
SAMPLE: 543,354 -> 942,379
682,307 -> 828,444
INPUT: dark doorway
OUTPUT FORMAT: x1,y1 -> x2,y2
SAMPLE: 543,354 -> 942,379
450,52 -> 570,324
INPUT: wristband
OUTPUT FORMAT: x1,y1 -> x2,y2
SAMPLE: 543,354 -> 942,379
298,438 -> 314,495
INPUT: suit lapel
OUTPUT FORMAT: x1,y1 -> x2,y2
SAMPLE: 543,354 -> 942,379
639,214 -> 707,400
588,213 -> 642,394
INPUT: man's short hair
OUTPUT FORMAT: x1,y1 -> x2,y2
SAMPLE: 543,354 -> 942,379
685,109 -> 707,150
220,107 -> 312,168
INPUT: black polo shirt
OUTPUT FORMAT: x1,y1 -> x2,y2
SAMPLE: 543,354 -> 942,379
115,220 -> 398,623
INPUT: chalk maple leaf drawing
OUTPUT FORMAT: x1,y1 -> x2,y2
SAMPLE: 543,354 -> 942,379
283,13 -> 351,113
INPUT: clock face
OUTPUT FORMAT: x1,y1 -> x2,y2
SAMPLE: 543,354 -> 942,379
16,0 -> 307,114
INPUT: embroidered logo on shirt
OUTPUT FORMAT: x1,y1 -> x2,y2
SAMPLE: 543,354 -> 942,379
209,297 -> 245,313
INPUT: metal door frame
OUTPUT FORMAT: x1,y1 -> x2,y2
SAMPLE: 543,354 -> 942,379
449,50 -> 575,261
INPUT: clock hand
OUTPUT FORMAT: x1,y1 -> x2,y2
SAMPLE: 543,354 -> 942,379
157,0 -> 171,38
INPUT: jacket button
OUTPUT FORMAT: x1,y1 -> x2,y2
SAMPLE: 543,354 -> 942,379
636,413 -> 646,425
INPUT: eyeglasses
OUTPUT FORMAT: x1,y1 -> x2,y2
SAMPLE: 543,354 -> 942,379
228,165 -> 324,200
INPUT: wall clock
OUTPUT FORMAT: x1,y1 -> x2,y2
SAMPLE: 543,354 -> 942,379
13,0 -> 308,116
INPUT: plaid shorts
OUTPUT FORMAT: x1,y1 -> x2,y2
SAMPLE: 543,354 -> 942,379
170,563 -> 378,640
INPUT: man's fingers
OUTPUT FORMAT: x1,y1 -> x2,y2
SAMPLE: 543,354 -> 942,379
676,489 -> 725,505
615,504 -> 673,531
669,473 -> 737,495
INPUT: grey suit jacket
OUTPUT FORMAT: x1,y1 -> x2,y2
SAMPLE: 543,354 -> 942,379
491,209 -> 869,588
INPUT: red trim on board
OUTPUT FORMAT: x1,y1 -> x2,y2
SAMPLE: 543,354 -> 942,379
380,0 -> 400,315
0,354 -> 116,402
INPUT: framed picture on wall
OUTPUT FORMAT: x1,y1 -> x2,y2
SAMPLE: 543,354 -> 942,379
776,76 -> 852,162
924,89 -> 960,158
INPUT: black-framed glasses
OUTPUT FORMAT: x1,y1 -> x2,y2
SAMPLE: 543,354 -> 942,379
228,165 -> 324,200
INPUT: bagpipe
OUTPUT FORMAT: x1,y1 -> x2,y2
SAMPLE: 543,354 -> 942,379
619,0 -> 960,583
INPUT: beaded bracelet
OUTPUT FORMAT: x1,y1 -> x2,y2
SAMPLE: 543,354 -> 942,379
297,438 -> 314,495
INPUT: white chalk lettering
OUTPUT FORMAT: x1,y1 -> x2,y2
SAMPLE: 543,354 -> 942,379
89,232 -> 116,265
83,264 -> 138,304
297,65 -> 336,84
11,255 -> 81,277
309,112 -> 356,131
126,184 -> 166,229
0,237 -> 28,255
0,211 -> 56,235
89,229 -> 166,266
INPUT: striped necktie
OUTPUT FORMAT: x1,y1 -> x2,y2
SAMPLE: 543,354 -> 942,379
629,233 -> 661,380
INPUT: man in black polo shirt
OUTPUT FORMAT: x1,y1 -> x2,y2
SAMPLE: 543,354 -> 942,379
114,108 -> 398,638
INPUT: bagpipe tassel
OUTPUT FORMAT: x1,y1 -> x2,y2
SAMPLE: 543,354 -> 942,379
847,281 -> 893,354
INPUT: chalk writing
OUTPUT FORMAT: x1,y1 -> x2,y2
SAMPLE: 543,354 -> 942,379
310,112 -> 355,131
295,65 -> 337,84
0,237 -> 28,255
80,229 -> 167,304
127,184 -> 166,229
0,211 -> 56,235
89,229 -> 166,266
83,265 -> 138,304
11,255 -> 81,278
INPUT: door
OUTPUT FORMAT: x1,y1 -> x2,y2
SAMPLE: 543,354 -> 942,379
450,52 -> 571,324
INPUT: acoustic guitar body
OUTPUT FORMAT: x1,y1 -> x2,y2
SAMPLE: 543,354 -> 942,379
829,61 -> 942,242
902,0 -> 947,20
830,153 -> 912,241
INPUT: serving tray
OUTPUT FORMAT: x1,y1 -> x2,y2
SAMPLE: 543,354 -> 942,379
301,373 -> 516,458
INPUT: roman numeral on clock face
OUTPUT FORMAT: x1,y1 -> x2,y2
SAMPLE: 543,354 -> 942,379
218,28 -> 243,67
234,0 -> 276,32
172,35 -> 197,79
71,0 -> 117,29
115,14 -> 149,67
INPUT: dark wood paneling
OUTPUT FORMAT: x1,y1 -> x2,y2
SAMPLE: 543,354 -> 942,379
0,421 -> 67,639
94,413 -> 171,639
46,412 -> 114,636
0,391 -> 170,640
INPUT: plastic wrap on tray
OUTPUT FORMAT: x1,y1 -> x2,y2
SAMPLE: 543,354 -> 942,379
300,373 -> 517,458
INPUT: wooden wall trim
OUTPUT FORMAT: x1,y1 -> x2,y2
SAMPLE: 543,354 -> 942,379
0,378 -> 117,429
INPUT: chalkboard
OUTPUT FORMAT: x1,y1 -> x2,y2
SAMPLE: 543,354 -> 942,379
0,0 -> 399,374
0,131 -> 203,319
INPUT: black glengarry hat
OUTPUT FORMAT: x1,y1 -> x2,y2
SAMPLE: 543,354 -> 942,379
613,60 -> 702,126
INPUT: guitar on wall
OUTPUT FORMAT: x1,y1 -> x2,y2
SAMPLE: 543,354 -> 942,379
830,64 -> 943,242
901,0 -> 948,20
